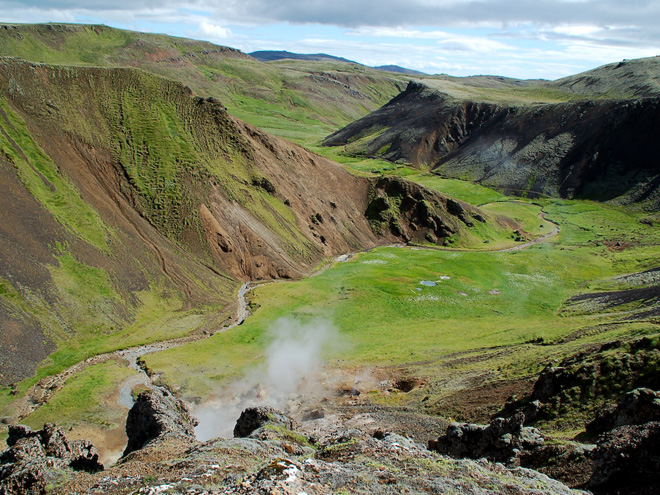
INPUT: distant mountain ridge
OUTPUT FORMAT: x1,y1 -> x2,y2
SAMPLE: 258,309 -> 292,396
374,65 -> 428,76
248,50 -> 359,64
249,50 -> 427,75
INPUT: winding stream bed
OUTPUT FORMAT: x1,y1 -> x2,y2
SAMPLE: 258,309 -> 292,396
13,213 -> 559,421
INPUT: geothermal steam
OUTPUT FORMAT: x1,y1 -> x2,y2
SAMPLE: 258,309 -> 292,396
194,317 -> 341,440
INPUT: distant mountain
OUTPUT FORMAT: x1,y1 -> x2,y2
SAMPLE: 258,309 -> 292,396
250,51 -> 425,75
249,50 -> 361,65
375,65 -> 427,76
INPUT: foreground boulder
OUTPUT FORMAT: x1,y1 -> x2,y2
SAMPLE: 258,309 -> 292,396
0,423 -> 102,495
428,412 -> 544,464
123,387 -> 198,457
233,406 -> 297,438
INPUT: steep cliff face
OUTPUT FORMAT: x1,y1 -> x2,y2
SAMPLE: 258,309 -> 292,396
435,97 -> 660,204
0,58 -> 489,386
325,81 -> 660,207
324,81 -> 507,166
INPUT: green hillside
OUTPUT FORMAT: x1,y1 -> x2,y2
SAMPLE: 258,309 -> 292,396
0,23 -> 406,144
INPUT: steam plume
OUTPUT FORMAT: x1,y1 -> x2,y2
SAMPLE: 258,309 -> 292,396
194,317 -> 341,440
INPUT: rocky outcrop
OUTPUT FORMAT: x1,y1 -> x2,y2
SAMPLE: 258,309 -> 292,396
428,412 -> 544,464
123,387 -> 198,457
366,176 -> 486,245
587,387 -> 660,435
233,406 -> 297,438
518,442 -> 595,488
0,423 -> 102,495
83,408 -> 580,495
583,388 -> 660,492
500,337 -> 660,430
589,421 -> 660,491
496,345 -> 660,491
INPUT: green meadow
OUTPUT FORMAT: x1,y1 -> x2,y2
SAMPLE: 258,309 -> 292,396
139,188 -> 660,429
13,164 -> 660,440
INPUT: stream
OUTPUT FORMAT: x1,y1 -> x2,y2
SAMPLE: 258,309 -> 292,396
115,282 -> 254,409
14,214 -> 559,421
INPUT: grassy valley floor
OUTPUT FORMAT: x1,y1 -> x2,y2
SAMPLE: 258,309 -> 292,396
10,174 -> 659,464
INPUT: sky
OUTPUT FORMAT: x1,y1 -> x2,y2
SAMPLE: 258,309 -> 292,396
2,0 -> 659,80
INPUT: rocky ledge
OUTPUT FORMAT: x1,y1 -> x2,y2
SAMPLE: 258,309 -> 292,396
24,394 -> 584,494
4,382 -> 659,494
123,386 -> 199,457
0,423 -> 103,494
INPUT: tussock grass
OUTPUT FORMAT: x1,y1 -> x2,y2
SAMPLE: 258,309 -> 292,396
24,358 -> 133,431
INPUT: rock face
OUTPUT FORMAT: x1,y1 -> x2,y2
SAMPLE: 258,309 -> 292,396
500,337 -> 660,431
428,413 -> 544,464
325,81 -> 660,208
233,406 -> 297,438
589,421 -> 660,491
587,388 -> 660,435
585,388 -> 660,492
123,387 -> 198,457
81,408 -> 581,495
0,423 -> 103,495
366,176 -> 486,245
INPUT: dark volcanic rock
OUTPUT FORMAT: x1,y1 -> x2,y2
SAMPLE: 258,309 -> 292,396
500,337 -> 660,432
233,406 -> 296,438
589,421 -> 660,491
366,176 -> 483,244
0,423 -> 102,495
123,387 -> 198,457
325,81 -> 660,208
428,412 -> 544,464
518,442 -> 595,488
587,387 -> 660,436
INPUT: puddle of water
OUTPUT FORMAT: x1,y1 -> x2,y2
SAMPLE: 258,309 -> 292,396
420,280 -> 437,287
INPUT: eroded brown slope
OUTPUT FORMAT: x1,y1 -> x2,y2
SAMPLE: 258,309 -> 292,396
0,58 -> 485,385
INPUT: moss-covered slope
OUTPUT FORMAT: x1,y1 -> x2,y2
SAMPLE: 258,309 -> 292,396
0,23 -> 406,143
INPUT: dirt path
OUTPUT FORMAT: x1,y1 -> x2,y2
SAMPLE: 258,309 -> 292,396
12,282 -> 260,421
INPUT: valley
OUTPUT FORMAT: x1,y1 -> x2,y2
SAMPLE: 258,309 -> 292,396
0,23 -> 659,494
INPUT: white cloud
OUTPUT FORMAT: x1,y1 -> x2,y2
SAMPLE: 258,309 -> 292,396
198,20 -> 232,39
1,0 -> 659,78
552,24 -> 604,37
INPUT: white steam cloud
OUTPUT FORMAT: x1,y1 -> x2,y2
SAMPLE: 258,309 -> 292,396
194,317 -> 342,440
